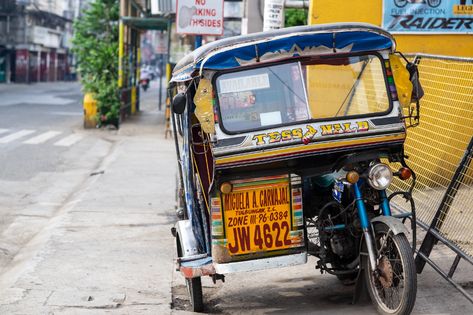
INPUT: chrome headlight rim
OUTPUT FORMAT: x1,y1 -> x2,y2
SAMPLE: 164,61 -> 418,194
368,163 -> 393,190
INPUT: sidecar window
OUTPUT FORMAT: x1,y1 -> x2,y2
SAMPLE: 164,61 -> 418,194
304,55 -> 390,119
215,62 -> 310,133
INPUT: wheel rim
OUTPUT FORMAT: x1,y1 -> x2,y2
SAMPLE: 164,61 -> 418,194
369,233 -> 406,313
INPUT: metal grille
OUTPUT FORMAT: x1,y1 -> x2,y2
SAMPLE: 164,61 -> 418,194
389,54 -> 473,257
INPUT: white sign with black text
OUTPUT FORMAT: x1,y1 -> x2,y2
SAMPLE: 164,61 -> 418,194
176,0 -> 224,35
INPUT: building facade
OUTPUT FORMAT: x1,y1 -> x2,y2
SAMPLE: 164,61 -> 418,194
0,0 -> 84,83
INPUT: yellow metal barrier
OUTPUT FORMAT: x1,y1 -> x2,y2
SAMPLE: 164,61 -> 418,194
390,54 -> 473,257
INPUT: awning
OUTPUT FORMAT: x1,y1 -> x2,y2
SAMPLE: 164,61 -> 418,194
121,17 -> 169,31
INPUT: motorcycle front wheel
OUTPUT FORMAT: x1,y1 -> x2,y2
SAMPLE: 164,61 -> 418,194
363,223 -> 417,315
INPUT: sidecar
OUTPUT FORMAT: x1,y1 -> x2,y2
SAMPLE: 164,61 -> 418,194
169,23 -> 421,314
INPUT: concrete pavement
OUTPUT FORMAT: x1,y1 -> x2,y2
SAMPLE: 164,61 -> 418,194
0,106 -> 177,313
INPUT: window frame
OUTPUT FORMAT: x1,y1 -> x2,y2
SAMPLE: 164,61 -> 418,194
212,52 -> 393,135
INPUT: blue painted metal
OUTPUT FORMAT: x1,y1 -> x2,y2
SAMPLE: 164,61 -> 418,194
181,101 -> 206,251
322,224 -> 346,231
379,190 -> 392,216
353,181 -> 370,230
180,256 -> 213,268
196,31 -> 392,71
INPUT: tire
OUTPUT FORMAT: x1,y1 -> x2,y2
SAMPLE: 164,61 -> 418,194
363,223 -> 417,315
186,277 -> 204,312
394,0 -> 408,8
176,236 -> 204,312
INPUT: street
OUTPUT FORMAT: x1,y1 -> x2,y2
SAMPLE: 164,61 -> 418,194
0,81 -> 472,314
0,82 -> 112,270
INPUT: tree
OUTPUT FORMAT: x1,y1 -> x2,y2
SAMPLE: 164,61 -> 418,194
285,8 -> 308,27
72,0 -> 120,127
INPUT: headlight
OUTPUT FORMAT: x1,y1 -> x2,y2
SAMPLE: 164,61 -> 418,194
368,163 -> 393,190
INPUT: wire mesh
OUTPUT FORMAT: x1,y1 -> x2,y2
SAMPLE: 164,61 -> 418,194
389,55 -> 473,257
436,153 -> 473,256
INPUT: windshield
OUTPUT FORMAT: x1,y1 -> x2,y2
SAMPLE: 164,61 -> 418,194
215,55 -> 390,133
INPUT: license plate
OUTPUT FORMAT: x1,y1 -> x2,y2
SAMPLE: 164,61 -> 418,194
222,178 -> 293,255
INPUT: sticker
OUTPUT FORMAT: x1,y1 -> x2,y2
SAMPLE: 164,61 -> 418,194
219,73 -> 270,94
260,111 -> 282,126
253,127 -> 305,145
252,120 -> 370,145
320,121 -> 369,136
332,180 -> 344,203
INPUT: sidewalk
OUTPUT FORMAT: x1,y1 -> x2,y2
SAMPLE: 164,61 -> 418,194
0,105 -> 179,313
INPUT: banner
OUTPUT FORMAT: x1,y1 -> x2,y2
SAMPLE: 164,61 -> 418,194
383,0 -> 473,33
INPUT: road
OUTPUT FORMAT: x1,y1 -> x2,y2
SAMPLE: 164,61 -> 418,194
0,82 -> 115,272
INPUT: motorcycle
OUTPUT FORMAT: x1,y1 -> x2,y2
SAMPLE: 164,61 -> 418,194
139,70 -> 151,91
169,23 -> 423,314
394,0 -> 442,8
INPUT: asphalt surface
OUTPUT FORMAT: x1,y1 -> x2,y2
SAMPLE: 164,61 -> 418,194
0,82 -> 116,272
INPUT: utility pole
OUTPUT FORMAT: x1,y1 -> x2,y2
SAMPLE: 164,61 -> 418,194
242,0 -> 264,34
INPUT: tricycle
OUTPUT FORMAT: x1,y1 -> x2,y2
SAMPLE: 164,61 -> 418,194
169,23 -> 422,314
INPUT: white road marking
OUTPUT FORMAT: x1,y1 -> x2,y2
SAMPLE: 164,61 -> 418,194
54,134 -> 84,147
23,131 -> 62,144
0,130 -> 36,144
0,128 -> 9,135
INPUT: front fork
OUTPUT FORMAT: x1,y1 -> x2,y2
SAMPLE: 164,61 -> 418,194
353,180 -> 391,271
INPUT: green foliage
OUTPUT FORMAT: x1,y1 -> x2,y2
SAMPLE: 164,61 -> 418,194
285,8 -> 308,27
72,0 -> 120,127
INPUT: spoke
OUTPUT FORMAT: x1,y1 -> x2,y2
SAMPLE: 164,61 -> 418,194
373,233 -> 407,311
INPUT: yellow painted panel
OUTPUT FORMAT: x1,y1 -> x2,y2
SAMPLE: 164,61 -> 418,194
309,0 -> 473,57
306,64 -> 355,118
306,57 -> 389,118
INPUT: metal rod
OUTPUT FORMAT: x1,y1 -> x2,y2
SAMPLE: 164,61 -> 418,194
284,0 -> 310,9
413,53 -> 473,62
364,230 -> 377,272
448,254 -> 462,279
321,224 -> 346,231
417,251 -> 473,304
